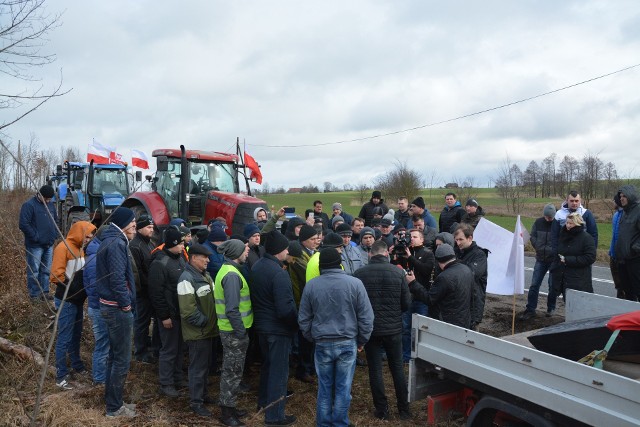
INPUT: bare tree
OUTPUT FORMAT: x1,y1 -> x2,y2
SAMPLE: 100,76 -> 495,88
457,175 -> 477,204
523,160 -> 542,198
374,160 -> 422,204
1,0 -> 68,132
494,155 -> 525,213
541,153 -> 557,197
578,153 -> 603,207
602,161 -> 619,199
355,183 -> 369,204
342,183 -> 353,192
557,155 -> 578,198
323,181 -> 333,193
426,170 -> 441,210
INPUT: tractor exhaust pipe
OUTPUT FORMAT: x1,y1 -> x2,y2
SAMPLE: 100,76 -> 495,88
180,145 -> 189,223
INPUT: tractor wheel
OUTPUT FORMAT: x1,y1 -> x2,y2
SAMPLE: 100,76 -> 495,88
66,210 -> 91,235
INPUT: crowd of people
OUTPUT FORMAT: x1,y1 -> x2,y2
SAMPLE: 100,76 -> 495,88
17,184 -> 640,425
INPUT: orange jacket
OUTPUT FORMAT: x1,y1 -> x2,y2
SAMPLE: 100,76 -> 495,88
50,221 -> 97,285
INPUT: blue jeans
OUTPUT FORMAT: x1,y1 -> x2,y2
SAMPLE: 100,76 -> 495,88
88,307 -> 109,384
314,339 -> 357,427
101,306 -> 133,413
402,301 -> 427,362
54,298 -> 84,380
258,334 -> 292,422
526,260 -> 555,312
25,245 -> 52,298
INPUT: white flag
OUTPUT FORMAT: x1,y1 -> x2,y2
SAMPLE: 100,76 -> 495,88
474,217 -> 526,295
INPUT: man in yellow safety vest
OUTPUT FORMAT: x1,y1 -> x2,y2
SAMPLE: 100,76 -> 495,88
214,239 -> 251,426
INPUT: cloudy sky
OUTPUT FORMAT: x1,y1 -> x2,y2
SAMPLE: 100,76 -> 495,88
3,1 -> 640,190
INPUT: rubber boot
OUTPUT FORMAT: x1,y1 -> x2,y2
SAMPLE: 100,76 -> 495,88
233,407 -> 248,418
219,406 -> 245,426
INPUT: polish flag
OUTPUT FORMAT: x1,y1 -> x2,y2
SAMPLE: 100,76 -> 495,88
244,151 -> 262,184
87,141 -> 111,164
109,151 -> 126,165
131,149 -> 150,169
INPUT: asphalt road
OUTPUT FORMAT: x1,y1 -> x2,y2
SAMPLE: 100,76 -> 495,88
524,256 -> 615,297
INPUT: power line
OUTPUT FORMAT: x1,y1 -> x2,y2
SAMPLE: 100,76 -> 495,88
248,63 -> 640,148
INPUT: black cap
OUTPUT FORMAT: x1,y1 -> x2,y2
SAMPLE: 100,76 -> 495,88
189,243 -> 213,257
336,223 -> 353,236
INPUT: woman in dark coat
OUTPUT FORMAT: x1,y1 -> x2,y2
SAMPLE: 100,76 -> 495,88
551,212 -> 597,297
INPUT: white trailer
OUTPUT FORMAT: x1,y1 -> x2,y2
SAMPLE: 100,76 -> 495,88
408,290 -> 640,426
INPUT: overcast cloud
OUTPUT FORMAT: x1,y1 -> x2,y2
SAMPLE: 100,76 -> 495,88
3,0 -> 640,190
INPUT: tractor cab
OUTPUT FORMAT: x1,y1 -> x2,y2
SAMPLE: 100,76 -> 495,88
125,145 -> 267,237
152,149 -> 242,226
53,161 -> 132,233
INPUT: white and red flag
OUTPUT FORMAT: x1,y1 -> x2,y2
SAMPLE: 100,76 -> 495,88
131,149 -> 150,169
87,140 -> 112,164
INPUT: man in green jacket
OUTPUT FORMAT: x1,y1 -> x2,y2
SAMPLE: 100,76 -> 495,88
177,243 -> 219,417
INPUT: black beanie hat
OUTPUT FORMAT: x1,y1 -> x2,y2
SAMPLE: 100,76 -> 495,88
164,227 -> 184,249
287,240 -> 303,258
372,190 -> 382,199
110,207 -> 135,229
411,197 -> 425,210
38,185 -> 55,199
298,224 -> 317,243
264,230 -> 290,255
136,214 -> 153,230
321,232 -> 343,248
319,248 -> 342,270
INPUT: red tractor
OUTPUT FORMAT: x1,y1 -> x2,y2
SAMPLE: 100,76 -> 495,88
122,145 -> 267,236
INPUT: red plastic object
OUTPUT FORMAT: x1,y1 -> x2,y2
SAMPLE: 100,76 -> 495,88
607,311 -> 640,331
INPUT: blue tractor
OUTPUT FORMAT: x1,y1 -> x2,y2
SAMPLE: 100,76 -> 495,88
50,161 -> 132,233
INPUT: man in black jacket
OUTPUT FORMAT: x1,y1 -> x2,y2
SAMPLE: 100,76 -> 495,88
439,193 -> 465,233
149,227 -> 187,397
454,224 -> 488,330
130,215 -> 157,363
520,205 -> 556,319
353,240 -> 411,421
359,191 -> 389,227
406,244 -> 473,328
615,185 -> 640,301
250,231 -> 298,426
399,229 -> 434,362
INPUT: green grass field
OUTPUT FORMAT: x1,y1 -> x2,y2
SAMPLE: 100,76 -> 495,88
258,191 -> 612,251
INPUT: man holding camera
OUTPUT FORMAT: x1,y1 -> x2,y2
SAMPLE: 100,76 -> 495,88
398,229 -> 435,363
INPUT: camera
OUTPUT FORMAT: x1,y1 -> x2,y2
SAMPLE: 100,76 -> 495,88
393,234 -> 411,256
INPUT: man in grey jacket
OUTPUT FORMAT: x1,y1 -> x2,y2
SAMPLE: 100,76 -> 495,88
298,248 -> 374,427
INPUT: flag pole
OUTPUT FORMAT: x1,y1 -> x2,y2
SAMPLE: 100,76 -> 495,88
511,216 -> 518,335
